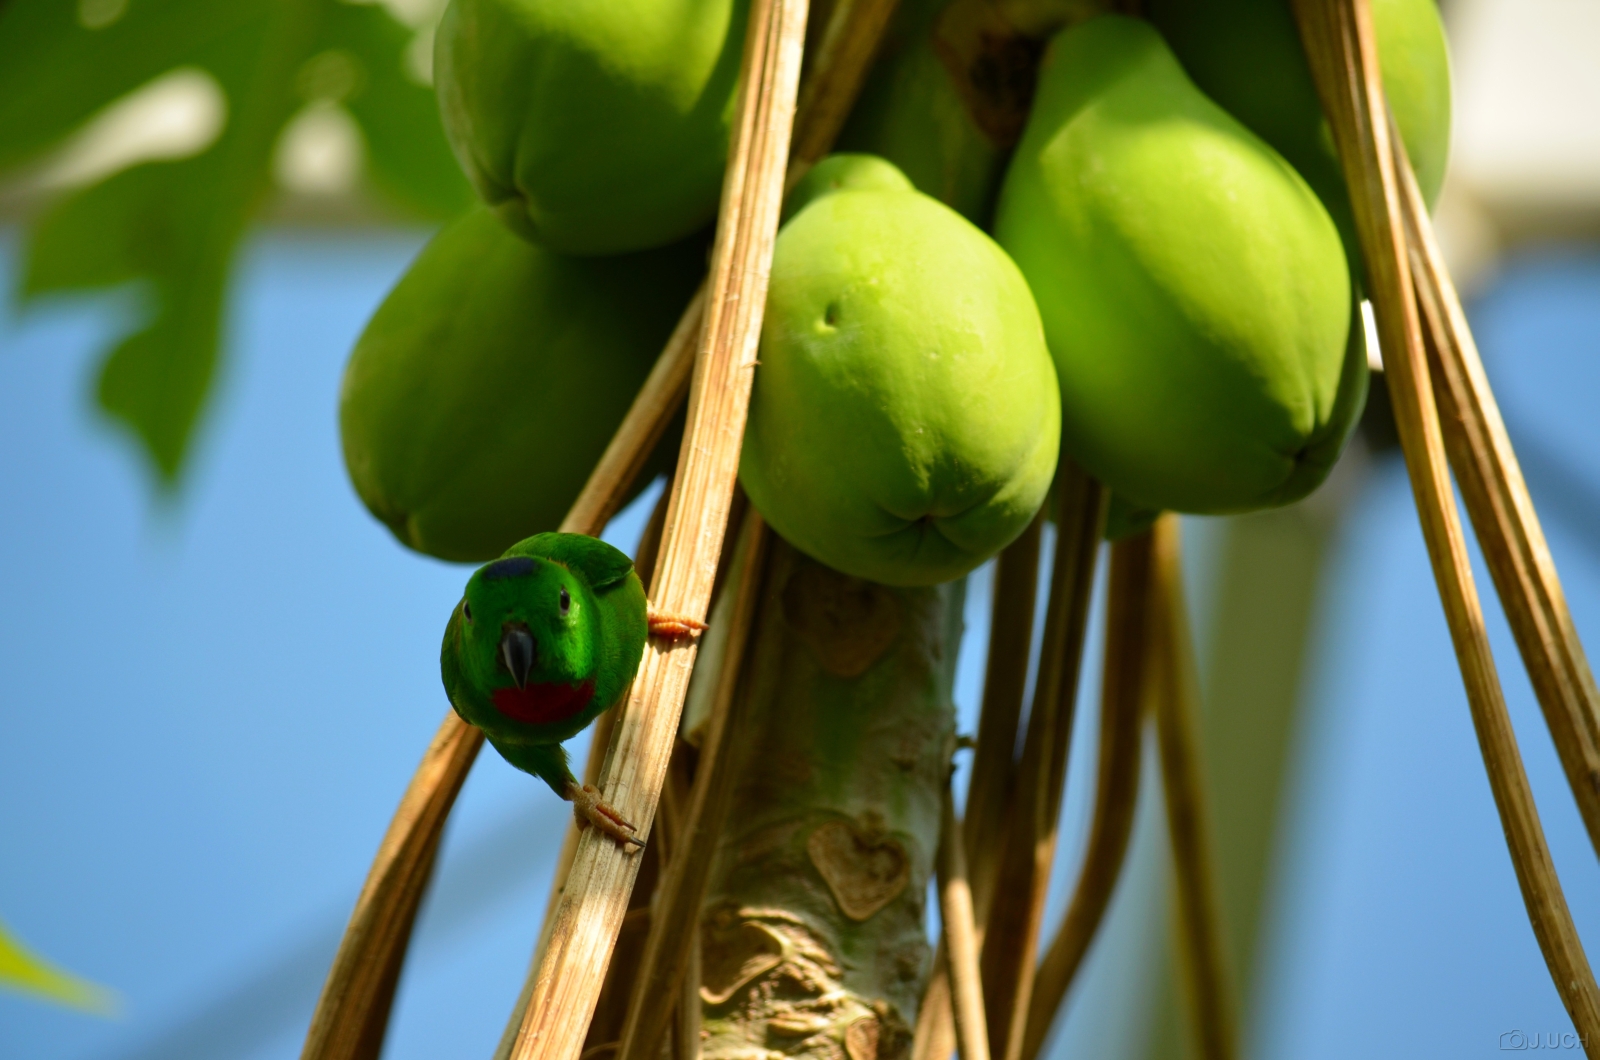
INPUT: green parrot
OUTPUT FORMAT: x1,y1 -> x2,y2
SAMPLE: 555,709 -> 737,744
442,532 -> 702,846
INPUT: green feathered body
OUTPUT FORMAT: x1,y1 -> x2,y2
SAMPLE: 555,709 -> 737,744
441,532 -> 648,795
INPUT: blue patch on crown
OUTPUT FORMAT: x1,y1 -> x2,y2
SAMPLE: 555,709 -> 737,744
481,556 -> 537,581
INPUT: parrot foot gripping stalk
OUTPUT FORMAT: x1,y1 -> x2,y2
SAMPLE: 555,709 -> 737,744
565,781 -> 646,849
645,609 -> 709,639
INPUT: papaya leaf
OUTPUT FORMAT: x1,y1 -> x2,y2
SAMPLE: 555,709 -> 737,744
0,918 -> 118,1015
8,0 -> 454,484
0,0 -> 265,171
17,5 -> 316,482
23,156 -> 240,480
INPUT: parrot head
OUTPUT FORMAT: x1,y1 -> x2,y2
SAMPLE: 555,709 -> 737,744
453,554 -> 600,727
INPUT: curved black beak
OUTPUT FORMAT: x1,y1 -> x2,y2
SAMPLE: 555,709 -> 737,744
500,626 -> 536,689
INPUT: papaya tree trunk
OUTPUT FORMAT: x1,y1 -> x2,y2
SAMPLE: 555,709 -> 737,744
698,536 -> 964,1060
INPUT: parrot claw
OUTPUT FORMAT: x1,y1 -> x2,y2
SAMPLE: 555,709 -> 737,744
565,781 -> 644,849
647,608 -> 708,639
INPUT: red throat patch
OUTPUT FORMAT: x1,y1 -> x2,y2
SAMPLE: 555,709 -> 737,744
491,679 -> 597,725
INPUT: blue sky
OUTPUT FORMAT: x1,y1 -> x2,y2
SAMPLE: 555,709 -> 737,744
1,231 -> 1598,1059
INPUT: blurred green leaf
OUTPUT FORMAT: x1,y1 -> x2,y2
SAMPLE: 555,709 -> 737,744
4,0 -> 468,485
0,0 -> 264,171
0,918 -> 118,1015
23,156 -> 239,479
19,3 -> 317,483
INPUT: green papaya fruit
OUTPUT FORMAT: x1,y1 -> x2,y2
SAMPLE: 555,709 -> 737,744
434,0 -> 747,255
340,207 -> 700,562
742,156 -> 1060,587
1099,302 -> 1369,536
1146,0 -> 1451,257
995,16 -> 1365,516
782,152 -> 916,222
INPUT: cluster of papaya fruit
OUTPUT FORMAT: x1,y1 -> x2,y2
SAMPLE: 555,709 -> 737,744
339,0 -> 1450,584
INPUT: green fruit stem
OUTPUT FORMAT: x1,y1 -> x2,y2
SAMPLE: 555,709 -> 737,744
835,0 -> 1116,224
698,538 -> 963,1059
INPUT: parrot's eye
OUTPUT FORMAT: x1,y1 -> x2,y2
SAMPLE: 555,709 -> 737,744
463,601 -> 473,622
558,587 -> 571,617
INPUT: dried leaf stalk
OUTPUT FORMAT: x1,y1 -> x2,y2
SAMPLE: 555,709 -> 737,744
1390,130 -> 1600,861
913,517 -> 1045,1060
979,463 -> 1106,1060
1018,521 -> 1153,1060
503,0 -> 809,1053
615,513 -> 771,1060
674,934 -> 703,1060
299,716 -> 482,1060
492,488 -> 679,1060
965,514 -> 1049,893
561,299 -> 707,541
938,784 -> 991,1060
1150,516 -> 1236,1060
1289,0 -> 1600,1041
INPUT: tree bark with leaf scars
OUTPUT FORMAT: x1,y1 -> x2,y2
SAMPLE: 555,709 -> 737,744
696,537 -> 963,1060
